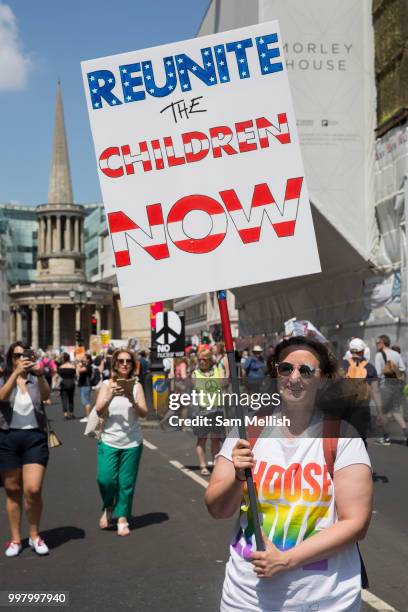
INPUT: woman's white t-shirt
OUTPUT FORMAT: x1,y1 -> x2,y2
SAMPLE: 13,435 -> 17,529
101,380 -> 143,449
9,388 -> 38,430
218,427 -> 371,612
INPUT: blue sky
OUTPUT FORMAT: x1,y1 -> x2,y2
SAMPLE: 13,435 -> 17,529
0,0 -> 210,206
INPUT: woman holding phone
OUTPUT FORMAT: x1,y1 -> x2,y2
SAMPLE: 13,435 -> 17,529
0,342 -> 51,557
94,348 -> 147,536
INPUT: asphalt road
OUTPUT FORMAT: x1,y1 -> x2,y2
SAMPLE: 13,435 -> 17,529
0,390 -> 407,611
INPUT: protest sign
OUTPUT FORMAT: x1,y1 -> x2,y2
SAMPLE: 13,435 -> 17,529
153,311 -> 185,358
100,330 -> 111,348
82,20 -> 320,307
90,334 -> 102,354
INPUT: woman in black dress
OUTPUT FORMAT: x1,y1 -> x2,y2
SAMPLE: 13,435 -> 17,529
58,353 -> 76,420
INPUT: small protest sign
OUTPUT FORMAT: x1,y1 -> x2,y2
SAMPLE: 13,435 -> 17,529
153,311 -> 185,358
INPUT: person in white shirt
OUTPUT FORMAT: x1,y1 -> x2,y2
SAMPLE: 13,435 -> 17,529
374,334 -> 407,446
205,336 -> 373,612
95,349 -> 147,536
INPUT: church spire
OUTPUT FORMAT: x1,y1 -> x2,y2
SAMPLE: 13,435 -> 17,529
48,81 -> 73,205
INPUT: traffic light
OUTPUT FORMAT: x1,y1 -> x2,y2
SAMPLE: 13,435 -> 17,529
91,315 -> 97,335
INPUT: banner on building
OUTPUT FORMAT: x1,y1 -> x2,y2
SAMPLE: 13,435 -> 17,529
152,311 -> 185,358
260,1 -> 376,258
82,21 -> 320,307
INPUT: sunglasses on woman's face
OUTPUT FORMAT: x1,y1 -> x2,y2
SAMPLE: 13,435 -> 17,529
276,362 -> 318,379
13,353 -> 24,359
117,358 -> 132,365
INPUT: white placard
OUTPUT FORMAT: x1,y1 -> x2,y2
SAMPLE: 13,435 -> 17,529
82,21 -> 320,307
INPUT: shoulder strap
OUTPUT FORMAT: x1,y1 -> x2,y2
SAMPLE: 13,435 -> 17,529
323,416 -> 341,479
381,350 -> 388,365
247,421 -> 264,448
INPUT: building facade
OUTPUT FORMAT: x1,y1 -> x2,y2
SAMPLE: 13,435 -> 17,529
198,0 -> 400,358
0,204 -> 37,285
0,252 -> 9,348
370,0 -> 408,349
91,228 -> 151,349
173,291 -> 238,345
7,84 -> 112,349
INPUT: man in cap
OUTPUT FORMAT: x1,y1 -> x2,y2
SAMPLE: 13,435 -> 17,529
243,345 -> 265,395
340,338 -> 383,446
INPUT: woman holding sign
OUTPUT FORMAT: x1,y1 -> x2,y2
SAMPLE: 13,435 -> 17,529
205,336 -> 373,612
95,348 -> 147,536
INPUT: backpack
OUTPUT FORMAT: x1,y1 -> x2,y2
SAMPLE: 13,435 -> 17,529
381,351 -> 405,381
322,418 -> 369,589
90,365 -> 101,388
345,358 -> 369,402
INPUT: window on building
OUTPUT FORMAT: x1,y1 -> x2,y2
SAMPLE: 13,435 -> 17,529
185,302 -> 207,323
17,246 -> 36,253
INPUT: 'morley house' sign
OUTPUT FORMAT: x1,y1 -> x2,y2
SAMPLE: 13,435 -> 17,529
82,21 -> 320,307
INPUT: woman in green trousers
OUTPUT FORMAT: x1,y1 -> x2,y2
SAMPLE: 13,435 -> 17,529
95,348 -> 147,536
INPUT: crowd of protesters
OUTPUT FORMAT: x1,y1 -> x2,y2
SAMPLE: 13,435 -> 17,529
0,329 -> 407,571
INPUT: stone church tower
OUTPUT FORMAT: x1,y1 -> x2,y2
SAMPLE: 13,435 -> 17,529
36,82 -> 86,282
9,83 -> 112,349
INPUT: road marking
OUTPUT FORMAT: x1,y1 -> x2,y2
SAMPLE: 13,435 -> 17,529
143,439 -> 158,450
169,459 -> 209,488
361,589 -> 397,611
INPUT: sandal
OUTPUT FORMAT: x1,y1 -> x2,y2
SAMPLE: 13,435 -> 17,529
117,521 -> 130,536
200,466 -> 210,476
99,508 -> 113,529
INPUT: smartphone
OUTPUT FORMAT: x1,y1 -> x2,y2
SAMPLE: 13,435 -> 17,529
116,378 -> 136,395
23,349 -> 35,362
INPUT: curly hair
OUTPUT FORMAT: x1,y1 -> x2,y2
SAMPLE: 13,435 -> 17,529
271,336 -> 338,378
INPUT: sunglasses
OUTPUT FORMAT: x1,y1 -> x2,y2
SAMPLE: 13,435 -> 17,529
276,362 -> 318,379
117,358 -> 132,365
13,353 -> 25,359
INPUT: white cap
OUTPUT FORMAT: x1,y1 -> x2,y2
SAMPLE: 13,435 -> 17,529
349,338 -> 366,352
252,345 -> 263,353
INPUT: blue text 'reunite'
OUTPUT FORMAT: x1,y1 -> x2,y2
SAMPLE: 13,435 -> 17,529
87,33 -> 283,110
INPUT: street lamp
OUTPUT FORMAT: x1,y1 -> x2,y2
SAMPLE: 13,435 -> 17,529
69,285 -> 92,343
69,286 -> 92,303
